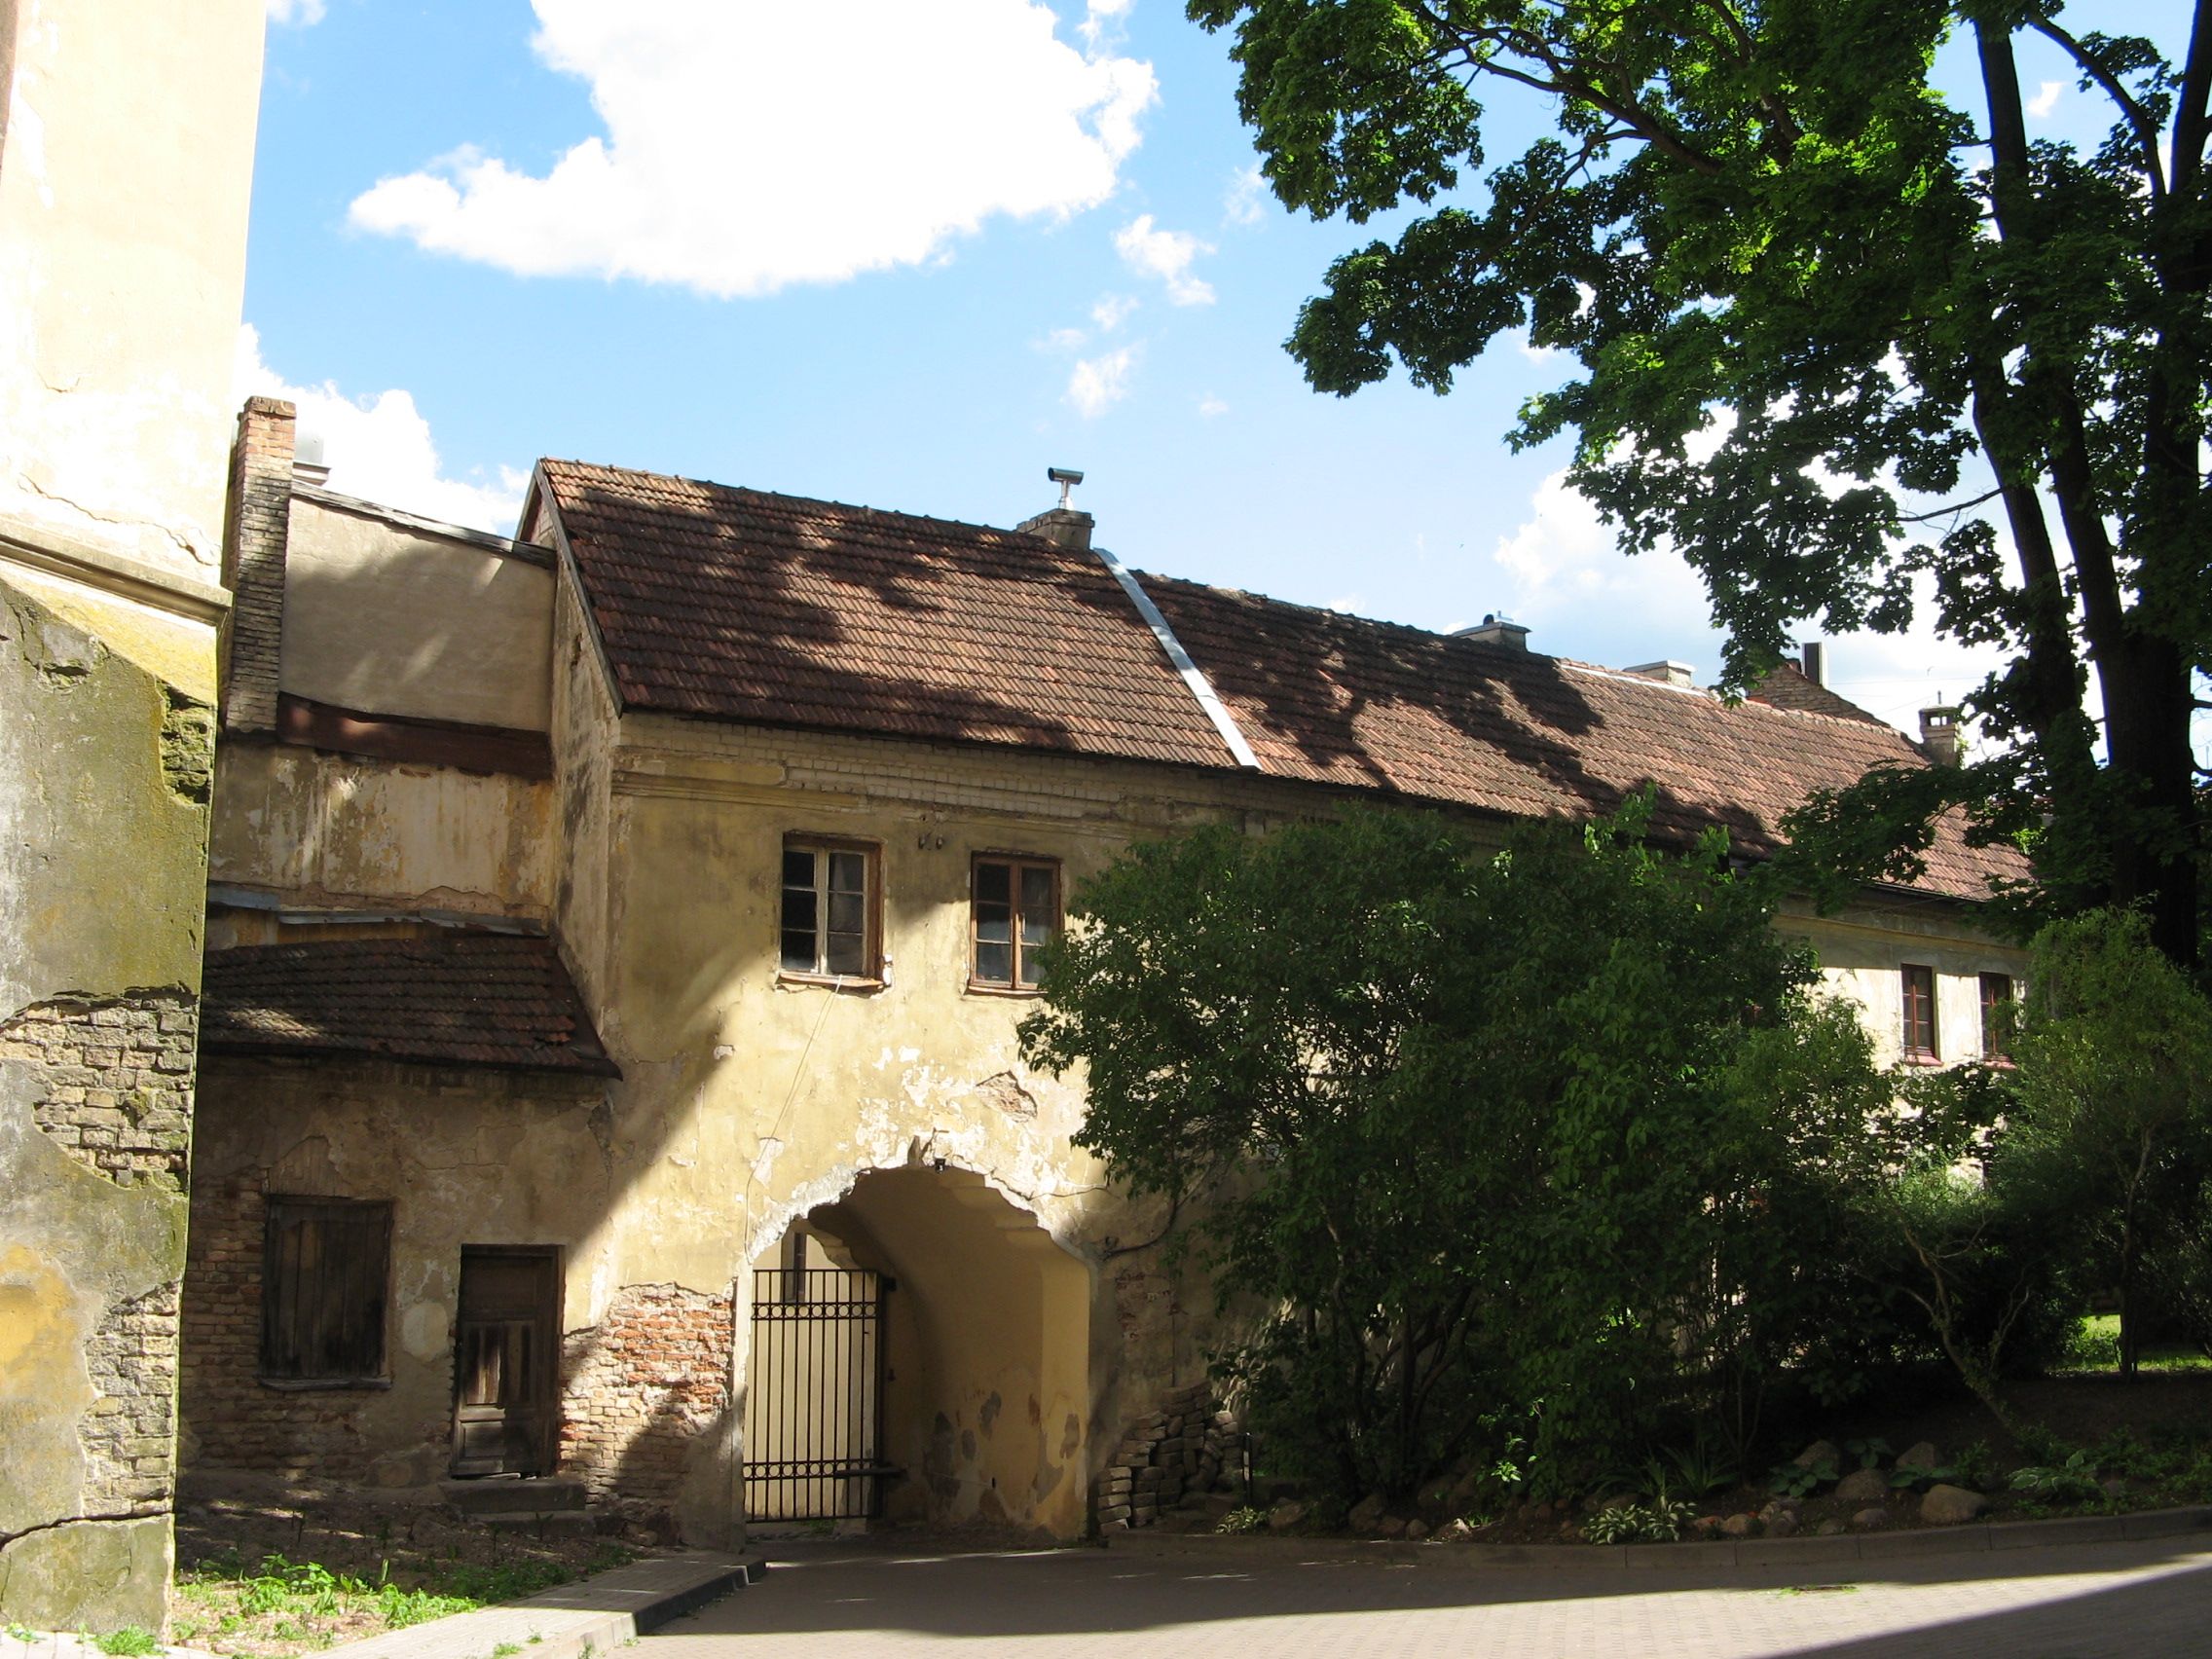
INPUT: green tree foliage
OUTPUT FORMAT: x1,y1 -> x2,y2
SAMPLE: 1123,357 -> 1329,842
2005,909 -> 2212,1374
1190,0 -> 2212,965
1020,800 -> 1867,1499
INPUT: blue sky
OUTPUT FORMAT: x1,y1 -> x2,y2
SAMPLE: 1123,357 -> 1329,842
240,1 -> 2169,739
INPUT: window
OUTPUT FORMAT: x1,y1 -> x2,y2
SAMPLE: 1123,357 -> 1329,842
261,1196 -> 391,1385
780,836 -> 879,980
1900,964 -> 1938,1061
971,855 -> 1059,991
1980,973 -> 2016,1060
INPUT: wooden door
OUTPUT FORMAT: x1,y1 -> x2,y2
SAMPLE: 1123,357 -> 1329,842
450,1247 -> 560,1478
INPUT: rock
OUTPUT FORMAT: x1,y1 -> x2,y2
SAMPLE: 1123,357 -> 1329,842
1898,1441 -> 1939,1472
1266,1499 -> 1309,1532
1377,1515 -> 1408,1538
1852,1507 -> 1891,1530
1761,1496 -> 1800,1521
1438,1518 -> 1477,1541
1763,1510 -> 1800,1539
1720,1513 -> 1755,1538
1817,1521 -> 1845,1536
1920,1484 -> 1989,1526
1558,1521 -> 1583,1542
2102,1478 -> 2127,1499
1689,1515 -> 1723,1537
1404,1519 -> 1431,1541
1595,1492 -> 1637,1513
1794,1439 -> 1841,1470
1835,1467 -> 1889,1502
1347,1492 -> 1388,1532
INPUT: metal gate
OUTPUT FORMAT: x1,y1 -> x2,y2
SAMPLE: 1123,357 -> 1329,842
742,1266 -> 897,1521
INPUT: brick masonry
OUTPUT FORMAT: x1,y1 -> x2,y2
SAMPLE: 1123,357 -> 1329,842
560,1283 -> 733,1529
1,989 -> 197,1522
1,991 -> 196,1192
219,396 -> 295,735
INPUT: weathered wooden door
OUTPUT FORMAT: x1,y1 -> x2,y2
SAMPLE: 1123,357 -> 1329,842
450,1246 -> 560,1478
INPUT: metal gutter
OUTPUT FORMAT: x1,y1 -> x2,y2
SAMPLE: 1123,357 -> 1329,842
1091,543 -> 1262,771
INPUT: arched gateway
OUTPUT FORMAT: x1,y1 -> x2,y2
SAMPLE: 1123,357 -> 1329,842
742,1164 -> 1091,1536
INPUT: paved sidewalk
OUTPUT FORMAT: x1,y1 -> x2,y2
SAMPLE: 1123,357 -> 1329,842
640,1532 -> 2212,1657
328,1554 -> 763,1659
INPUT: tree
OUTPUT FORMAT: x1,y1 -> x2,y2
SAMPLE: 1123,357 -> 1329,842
1019,799 -> 1862,1500
2004,908 -> 2212,1374
1190,0 -> 2212,967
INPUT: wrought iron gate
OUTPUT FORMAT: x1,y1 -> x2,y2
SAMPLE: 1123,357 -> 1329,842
742,1266 -> 896,1521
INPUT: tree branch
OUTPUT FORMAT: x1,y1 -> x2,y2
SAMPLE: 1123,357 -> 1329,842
2030,19 -> 2167,197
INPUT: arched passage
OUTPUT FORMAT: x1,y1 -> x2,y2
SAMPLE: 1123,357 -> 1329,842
743,1164 -> 1091,1537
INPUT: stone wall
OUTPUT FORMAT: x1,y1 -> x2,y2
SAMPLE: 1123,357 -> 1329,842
1095,1380 -> 1244,1532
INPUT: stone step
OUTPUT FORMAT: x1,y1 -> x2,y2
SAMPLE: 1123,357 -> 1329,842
442,1475 -> 590,1514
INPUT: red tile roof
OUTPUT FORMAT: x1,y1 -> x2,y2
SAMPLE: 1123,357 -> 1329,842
538,460 -> 1237,768
539,461 -> 2023,903
203,934 -> 619,1076
1750,659 -> 1895,727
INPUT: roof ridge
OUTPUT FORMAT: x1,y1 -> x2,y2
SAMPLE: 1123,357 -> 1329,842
539,459 -> 1068,553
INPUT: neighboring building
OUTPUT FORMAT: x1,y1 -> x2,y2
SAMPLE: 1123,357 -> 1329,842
0,0 -> 262,1631
177,415 -> 2029,1547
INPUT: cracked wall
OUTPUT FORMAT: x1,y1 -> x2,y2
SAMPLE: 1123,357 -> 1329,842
179,1056 -> 614,1493
0,574 -> 213,1633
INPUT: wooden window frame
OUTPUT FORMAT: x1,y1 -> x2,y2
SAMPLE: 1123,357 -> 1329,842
1900,964 -> 1939,1063
777,834 -> 884,987
1980,972 -> 2016,1062
969,854 -> 1061,995
259,1194 -> 392,1390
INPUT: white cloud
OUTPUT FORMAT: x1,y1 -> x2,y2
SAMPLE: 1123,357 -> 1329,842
1091,293 -> 1138,331
1114,213 -> 1215,305
1223,165 -> 1267,227
1197,393 -> 1228,418
266,0 -> 325,23
349,2 -> 1158,299
1040,326 -> 1089,352
1066,347 -> 1136,418
2027,79 -> 2063,119
1485,461 -> 2014,743
234,325 -> 528,535
1078,0 -> 1134,52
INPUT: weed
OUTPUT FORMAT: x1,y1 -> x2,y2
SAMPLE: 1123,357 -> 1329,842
93,1630 -> 159,1657
1844,1437 -> 1893,1472
1768,1457 -> 1836,1500
493,1644 -> 524,1657
2010,1449 -> 2105,1504
1214,1506 -> 1269,1534
1584,1498 -> 1697,1544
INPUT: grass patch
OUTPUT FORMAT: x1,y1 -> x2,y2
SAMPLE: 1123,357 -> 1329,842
92,1630 -> 160,1656
170,1549 -> 578,1657
2062,1315 -> 2212,1375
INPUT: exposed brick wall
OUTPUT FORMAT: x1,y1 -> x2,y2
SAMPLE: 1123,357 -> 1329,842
560,1283 -> 732,1520
81,1282 -> 183,1517
0,989 -> 197,1520
0,990 -> 196,1191
178,1172 -> 437,1477
220,396 -> 296,735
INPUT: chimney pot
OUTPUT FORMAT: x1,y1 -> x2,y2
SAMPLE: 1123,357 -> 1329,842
1623,660 -> 1696,688
1800,640 -> 1825,685
1919,702 -> 1964,765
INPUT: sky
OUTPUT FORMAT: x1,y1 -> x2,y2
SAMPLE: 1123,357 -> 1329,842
239,0 -> 2165,742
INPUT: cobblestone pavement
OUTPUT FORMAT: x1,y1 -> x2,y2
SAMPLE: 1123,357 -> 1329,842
642,1532 -> 2212,1657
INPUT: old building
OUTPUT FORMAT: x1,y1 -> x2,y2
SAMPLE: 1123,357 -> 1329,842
0,0 -> 263,1629
176,409 -> 2027,1547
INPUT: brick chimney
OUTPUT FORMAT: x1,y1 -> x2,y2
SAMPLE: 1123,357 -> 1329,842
1454,613 -> 1530,651
1919,702 -> 1964,765
1017,464 -> 1093,551
219,396 -> 296,734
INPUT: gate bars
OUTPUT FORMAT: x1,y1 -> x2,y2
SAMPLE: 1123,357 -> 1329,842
742,1266 -> 898,1521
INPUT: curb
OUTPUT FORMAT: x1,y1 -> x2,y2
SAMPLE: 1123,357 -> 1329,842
1109,1504 -> 2212,1572
315,1552 -> 768,1658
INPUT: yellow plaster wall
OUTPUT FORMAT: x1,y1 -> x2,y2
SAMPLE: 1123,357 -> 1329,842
205,743 -> 552,925
1780,898 -> 2031,1067
278,500 -> 553,732
0,0 -> 263,576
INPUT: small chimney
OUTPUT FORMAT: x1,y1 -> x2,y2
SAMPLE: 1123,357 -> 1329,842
1454,612 -> 1530,651
291,431 -> 331,488
220,396 -> 298,735
1800,640 -> 1826,685
1623,660 -> 1696,688
1919,702 -> 1964,765
1016,464 -> 1092,551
